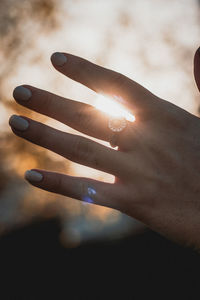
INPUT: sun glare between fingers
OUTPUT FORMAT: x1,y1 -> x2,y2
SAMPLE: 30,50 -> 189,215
94,94 -> 135,122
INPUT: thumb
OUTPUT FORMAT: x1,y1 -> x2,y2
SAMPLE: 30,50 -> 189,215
194,47 -> 200,93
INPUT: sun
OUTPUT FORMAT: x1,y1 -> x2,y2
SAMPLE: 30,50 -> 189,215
94,94 -> 135,122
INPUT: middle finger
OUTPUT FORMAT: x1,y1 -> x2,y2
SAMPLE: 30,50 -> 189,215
13,85 -> 115,142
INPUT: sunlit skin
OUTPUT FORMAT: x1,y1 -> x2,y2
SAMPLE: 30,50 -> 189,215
9,48 -> 200,251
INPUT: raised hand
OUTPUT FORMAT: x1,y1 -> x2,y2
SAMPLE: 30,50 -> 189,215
9,49 -> 200,250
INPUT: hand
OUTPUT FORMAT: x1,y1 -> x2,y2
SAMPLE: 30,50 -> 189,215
9,49 -> 200,250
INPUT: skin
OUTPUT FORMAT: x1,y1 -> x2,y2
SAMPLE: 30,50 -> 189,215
9,48 -> 200,251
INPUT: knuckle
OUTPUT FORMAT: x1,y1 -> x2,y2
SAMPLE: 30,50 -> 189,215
76,59 -> 96,88
43,92 -> 54,114
79,180 -> 87,199
29,125 -> 42,144
74,105 -> 96,130
53,174 -> 64,193
74,106 -> 90,128
110,72 -> 128,90
72,137 -> 83,161
77,59 -> 91,80
72,136 -> 91,162
72,136 -> 99,167
32,123 -> 48,146
78,59 -> 86,70
31,89 -> 53,114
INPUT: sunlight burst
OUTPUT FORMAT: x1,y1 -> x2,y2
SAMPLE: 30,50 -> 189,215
94,94 -> 135,122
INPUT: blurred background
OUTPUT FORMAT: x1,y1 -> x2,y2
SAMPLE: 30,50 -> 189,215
0,0 -> 200,248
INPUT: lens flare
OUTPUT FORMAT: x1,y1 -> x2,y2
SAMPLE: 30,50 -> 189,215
94,94 -> 135,122
82,187 -> 97,204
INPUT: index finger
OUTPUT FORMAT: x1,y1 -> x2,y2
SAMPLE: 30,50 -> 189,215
51,52 -> 157,115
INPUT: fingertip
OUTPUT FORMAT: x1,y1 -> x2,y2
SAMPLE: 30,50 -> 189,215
9,115 -> 29,131
13,85 -> 32,102
24,169 -> 44,182
51,52 -> 67,67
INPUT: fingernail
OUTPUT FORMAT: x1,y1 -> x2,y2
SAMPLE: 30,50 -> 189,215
25,170 -> 43,182
13,86 -> 32,101
51,52 -> 67,66
9,115 -> 29,131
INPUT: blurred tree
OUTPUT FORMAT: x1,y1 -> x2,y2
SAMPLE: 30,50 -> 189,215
0,0 -> 125,245
0,0 -> 67,234
0,0 -> 61,94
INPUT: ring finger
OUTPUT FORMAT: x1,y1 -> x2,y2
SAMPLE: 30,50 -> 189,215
9,115 -> 123,176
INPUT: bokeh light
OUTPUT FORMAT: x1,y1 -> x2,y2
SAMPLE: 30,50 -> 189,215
0,0 -> 199,247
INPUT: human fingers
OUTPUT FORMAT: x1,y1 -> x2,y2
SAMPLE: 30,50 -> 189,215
13,85 -> 113,142
194,47 -> 200,93
50,52 -> 158,116
9,115 -> 122,176
24,169 -> 120,209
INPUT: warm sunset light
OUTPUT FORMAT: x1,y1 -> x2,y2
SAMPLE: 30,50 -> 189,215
1,0 -> 199,250
94,94 -> 135,122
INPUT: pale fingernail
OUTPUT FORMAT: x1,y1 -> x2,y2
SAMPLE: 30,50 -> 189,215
25,170 -> 43,182
51,52 -> 67,66
13,86 -> 32,101
9,115 -> 29,131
